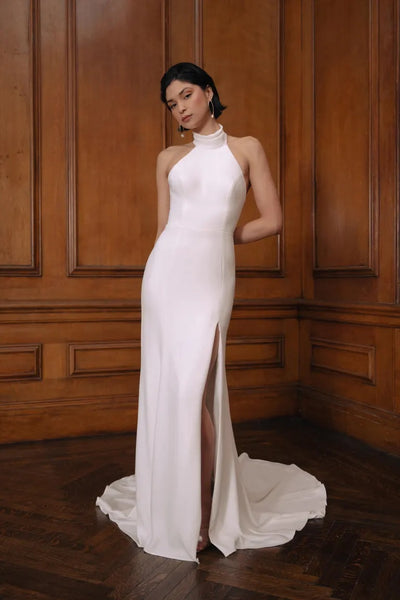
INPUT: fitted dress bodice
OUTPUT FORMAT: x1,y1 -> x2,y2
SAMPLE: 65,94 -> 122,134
166,124 -> 246,234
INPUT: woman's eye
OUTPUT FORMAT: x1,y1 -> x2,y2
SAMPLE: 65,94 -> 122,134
184,94 -> 191,99
169,103 -> 176,110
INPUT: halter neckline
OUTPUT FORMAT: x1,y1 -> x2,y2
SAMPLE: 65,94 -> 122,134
192,124 -> 227,149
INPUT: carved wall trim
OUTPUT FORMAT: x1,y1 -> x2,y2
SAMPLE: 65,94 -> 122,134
299,299 -> 400,327
397,0 -> 400,301
227,335 -> 285,370
237,0 -> 284,278
68,341 -> 140,377
66,0 -> 147,278
0,0 -> 41,276
3,298 -> 400,327
0,393 -> 136,444
194,0 -> 203,66
299,385 -> 400,455
0,343 -> 41,381
312,0 -> 379,278
310,337 -> 376,384
0,383 -> 297,444
0,298 -> 298,323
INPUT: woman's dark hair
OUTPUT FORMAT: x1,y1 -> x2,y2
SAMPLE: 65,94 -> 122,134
160,62 -> 227,119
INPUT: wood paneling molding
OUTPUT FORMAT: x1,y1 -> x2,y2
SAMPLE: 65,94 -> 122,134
299,299 -> 400,327
202,0 -> 284,278
0,393 -> 136,443
0,343 -> 41,381
229,384 -> 297,422
397,0 -> 400,302
310,337 -> 375,384
194,0 -> 203,65
312,0 -> 379,278
227,335 -> 284,370
68,341 -> 140,377
66,0 -> 140,277
299,385 -> 400,456
0,0 -> 41,276
66,0 -> 163,277
0,299 -> 298,324
0,300 -> 141,325
0,384 -> 298,444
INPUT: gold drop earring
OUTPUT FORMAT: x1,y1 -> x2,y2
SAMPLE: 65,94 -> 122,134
178,124 -> 185,138
209,100 -> 215,118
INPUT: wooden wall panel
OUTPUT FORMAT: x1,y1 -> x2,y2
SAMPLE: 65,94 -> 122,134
0,0 -> 166,442
68,0 -> 164,275
0,0 -> 398,454
299,311 -> 400,454
0,305 -> 140,442
202,0 -> 284,289
313,0 -> 376,275
300,319 -> 393,412
299,0 -> 400,455
0,344 -> 41,381
0,302 -> 298,443
310,338 -> 375,384
299,386 -> 400,457
227,303 -> 298,420
0,0 -> 41,275
68,341 -> 140,377
302,0 -> 397,303
165,0 -> 197,146
166,0 -> 197,69
0,0 -> 299,443
394,329 -> 400,414
199,0 -> 303,301
0,312 -> 141,403
227,305 -> 298,386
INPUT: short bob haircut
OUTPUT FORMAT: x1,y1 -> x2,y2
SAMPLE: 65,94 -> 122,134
160,62 -> 227,120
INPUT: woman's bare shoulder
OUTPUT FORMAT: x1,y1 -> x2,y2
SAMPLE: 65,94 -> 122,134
157,145 -> 176,164
158,143 -> 193,162
226,134 -> 265,164
157,142 -> 194,173
158,142 -> 194,159
227,134 -> 263,152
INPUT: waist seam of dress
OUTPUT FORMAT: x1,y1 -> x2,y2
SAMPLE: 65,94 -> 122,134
165,223 -> 233,235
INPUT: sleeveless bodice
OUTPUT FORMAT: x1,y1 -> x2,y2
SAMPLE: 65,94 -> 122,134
166,124 -> 247,234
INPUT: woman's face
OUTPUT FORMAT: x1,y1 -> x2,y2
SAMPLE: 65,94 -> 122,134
165,80 -> 213,130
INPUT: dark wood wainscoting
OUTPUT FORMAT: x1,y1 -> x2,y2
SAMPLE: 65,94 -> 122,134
0,299 -> 299,444
0,1 -> 399,456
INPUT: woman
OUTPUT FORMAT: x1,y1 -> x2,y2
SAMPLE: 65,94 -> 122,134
96,62 -> 326,563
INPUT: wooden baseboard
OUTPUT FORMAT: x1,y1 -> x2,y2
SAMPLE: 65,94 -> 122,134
230,384 -> 298,422
0,384 -> 298,445
0,395 -> 137,444
298,385 -> 400,456
2,385 -> 398,456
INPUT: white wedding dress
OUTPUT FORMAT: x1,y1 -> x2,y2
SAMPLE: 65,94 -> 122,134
96,124 -> 326,563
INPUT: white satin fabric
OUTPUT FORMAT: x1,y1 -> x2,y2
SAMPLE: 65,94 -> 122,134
96,124 -> 327,563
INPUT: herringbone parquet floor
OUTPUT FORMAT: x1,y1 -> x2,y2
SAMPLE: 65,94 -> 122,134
0,417 -> 399,599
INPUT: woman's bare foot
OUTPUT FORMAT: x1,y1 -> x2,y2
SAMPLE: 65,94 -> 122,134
197,503 -> 211,553
197,526 -> 211,552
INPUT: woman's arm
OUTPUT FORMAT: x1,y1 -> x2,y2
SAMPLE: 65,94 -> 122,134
154,150 -> 171,243
233,137 -> 282,245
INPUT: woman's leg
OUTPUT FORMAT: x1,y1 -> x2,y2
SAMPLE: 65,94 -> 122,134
198,326 -> 219,550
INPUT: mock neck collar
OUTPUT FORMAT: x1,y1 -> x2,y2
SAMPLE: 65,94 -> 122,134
192,124 -> 227,149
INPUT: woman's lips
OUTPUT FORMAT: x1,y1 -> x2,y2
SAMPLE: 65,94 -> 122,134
181,115 -> 192,123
